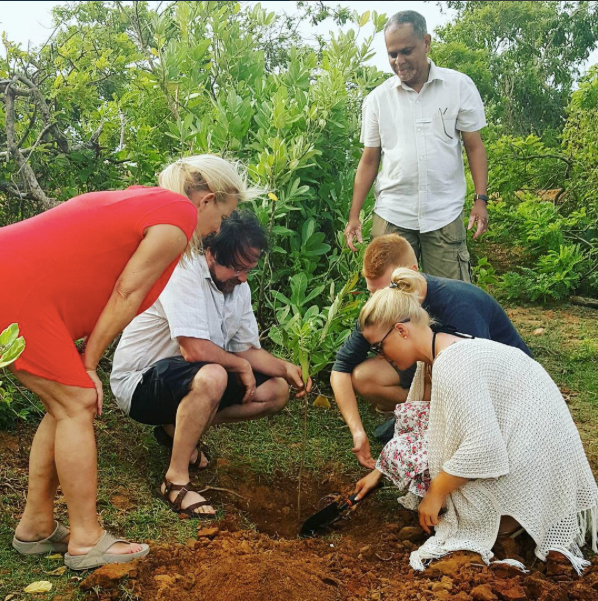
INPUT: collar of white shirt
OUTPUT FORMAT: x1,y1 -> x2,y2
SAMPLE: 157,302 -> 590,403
392,58 -> 446,91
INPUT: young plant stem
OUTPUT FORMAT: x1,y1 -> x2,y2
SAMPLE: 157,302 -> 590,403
297,351 -> 310,519
297,391 -> 309,519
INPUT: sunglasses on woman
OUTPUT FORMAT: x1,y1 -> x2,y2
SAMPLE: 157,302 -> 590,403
370,318 -> 411,355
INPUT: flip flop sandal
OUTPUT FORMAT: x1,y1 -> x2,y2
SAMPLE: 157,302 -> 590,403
153,426 -> 211,470
12,521 -> 69,555
64,531 -> 149,571
159,479 -> 217,519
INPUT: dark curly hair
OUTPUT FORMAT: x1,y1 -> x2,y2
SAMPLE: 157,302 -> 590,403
203,210 -> 268,270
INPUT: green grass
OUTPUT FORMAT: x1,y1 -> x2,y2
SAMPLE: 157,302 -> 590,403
0,301 -> 596,598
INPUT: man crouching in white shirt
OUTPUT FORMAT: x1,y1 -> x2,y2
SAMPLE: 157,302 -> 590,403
110,211 -> 311,518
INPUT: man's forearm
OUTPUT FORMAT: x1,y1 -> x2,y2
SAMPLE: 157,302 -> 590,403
330,370 -> 366,436
348,148 -> 381,221
178,337 -> 249,373
235,348 -> 287,378
464,138 -> 488,196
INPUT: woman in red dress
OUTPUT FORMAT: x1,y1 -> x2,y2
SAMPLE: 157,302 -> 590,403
1,155 -> 249,569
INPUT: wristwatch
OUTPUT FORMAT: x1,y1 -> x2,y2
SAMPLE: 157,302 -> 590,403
473,193 -> 489,203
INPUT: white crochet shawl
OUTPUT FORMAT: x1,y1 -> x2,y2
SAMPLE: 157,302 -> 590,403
408,339 -> 598,574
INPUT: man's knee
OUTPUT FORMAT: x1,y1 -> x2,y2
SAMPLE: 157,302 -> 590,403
190,364 -> 227,405
352,363 -> 375,399
261,377 -> 289,413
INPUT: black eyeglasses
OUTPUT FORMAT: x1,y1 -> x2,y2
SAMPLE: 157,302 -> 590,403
438,108 -> 454,140
216,260 -> 255,276
370,318 -> 411,355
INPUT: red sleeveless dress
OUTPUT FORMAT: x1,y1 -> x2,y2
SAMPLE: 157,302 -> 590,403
0,186 -> 197,388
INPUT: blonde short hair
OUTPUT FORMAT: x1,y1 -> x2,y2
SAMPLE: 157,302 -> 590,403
159,154 -> 262,255
362,234 -> 418,279
359,268 -> 432,331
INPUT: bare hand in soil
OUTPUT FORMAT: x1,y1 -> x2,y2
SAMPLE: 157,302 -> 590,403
418,489 -> 445,534
351,431 -> 376,469
354,468 -> 383,501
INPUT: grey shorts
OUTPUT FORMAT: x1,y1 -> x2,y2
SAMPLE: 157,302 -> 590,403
371,212 -> 471,282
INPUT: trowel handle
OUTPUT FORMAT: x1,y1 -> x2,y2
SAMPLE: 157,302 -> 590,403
338,493 -> 361,512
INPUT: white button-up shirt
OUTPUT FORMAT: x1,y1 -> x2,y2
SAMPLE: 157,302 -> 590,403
361,59 -> 486,233
110,254 -> 260,414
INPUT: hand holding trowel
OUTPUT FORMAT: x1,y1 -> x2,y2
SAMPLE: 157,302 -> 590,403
299,469 -> 383,536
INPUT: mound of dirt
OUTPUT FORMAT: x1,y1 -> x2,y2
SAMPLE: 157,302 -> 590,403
81,526 -> 598,601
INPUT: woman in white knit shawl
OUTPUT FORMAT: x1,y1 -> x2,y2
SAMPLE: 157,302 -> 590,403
354,268 -> 598,574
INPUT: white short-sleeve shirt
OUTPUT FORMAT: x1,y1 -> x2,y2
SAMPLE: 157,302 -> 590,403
361,59 -> 487,233
110,254 -> 261,414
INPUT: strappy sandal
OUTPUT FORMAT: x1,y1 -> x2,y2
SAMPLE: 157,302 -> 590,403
12,521 -> 69,555
159,479 -> 216,519
64,531 -> 149,571
153,426 -> 211,471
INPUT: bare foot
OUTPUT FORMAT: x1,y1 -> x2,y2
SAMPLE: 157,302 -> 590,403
68,531 -> 144,557
189,449 -> 209,469
14,520 -> 70,544
160,481 -> 216,516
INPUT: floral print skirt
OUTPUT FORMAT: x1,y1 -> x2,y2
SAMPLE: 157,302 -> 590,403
376,401 -> 431,510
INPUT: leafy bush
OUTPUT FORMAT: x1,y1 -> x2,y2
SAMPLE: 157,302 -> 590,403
0,324 -> 42,428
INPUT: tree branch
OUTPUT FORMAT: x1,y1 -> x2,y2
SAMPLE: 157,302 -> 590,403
4,83 -> 56,210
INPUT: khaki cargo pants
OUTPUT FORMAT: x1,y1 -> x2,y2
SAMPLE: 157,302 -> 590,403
371,212 -> 471,283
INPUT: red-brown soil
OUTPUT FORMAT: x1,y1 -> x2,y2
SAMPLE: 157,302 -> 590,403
81,467 -> 598,601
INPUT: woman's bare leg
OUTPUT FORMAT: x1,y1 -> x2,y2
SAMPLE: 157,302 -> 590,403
11,368 -> 143,556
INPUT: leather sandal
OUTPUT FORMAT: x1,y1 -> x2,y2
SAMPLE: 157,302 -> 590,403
12,521 -> 69,555
159,479 -> 216,519
153,426 -> 211,470
64,531 -> 149,571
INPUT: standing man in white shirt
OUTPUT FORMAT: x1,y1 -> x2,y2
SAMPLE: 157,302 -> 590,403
111,211 -> 311,518
344,10 -> 489,281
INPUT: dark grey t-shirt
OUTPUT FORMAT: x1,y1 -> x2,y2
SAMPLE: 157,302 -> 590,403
332,274 -> 531,381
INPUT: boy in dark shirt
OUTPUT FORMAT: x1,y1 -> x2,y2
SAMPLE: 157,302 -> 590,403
331,234 -> 531,469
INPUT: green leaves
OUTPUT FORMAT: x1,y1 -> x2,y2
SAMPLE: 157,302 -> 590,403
0,324 -> 25,369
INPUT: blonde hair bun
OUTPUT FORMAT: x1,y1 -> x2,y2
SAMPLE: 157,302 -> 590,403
359,268 -> 431,332
390,268 -> 425,296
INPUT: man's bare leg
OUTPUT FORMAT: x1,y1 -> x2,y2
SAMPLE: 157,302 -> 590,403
352,358 -> 408,411
162,364 -> 228,515
212,377 -> 289,425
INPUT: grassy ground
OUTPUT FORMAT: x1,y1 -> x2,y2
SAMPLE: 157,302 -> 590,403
0,302 -> 596,599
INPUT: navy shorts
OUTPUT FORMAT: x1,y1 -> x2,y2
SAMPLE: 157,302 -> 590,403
129,356 -> 271,425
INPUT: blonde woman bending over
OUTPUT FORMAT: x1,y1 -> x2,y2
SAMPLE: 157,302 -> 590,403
3,155 -> 254,570
354,268 -> 598,573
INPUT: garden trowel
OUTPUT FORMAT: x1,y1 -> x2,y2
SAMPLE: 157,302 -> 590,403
299,487 -> 377,537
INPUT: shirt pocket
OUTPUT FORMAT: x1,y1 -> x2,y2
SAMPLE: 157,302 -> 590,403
433,109 -> 458,142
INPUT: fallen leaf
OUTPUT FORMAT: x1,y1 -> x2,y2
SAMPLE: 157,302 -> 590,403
267,192 -> 278,202
5,594 -> 18,601
46,566 -> 67,577
533,327 -> 545,336
313,395 -> 331,409
24,581 -> 52,594
46,554 -> 63,560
